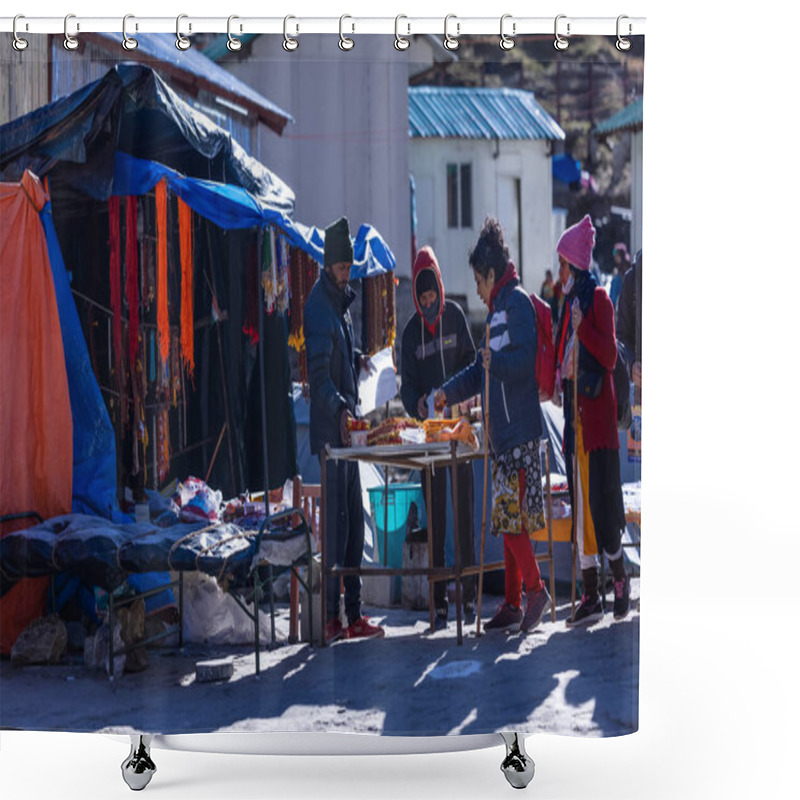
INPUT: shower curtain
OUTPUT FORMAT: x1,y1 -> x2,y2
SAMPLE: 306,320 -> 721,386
0,24 -> 642,742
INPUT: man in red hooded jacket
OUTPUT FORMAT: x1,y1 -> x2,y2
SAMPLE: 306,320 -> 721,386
400,246 -> 477,629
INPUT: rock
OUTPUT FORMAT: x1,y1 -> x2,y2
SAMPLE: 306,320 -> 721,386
83,619 -> 125,679
11,615 -> 67,666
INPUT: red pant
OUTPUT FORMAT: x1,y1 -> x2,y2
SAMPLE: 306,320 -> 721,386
503,534 -> 543,608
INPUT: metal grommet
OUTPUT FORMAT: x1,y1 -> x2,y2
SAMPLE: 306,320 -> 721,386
122,14 -> 138,51
554,14 -> 570,51
499,14 -> 515,51
226,16 -> 242,52
175,14 -> 191,51
443,14 -> 460,51
339,15 -> 354,51
63,14 -> 79,51
616,15 -> 632,51
283,15 -> 298,51
12,15 -> 29,51
394,15 -> 410,51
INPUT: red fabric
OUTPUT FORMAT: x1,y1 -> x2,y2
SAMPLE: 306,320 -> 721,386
178,197 -> 194,380
529,292 -> 556,401
488,262 -> 519,313
0,170 -> 73,654
125,196 -> 139,376
576,287 -> 620,452
155,180 -> 169,365
108,196 -> 122,383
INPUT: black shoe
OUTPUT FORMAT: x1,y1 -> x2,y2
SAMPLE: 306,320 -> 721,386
613,574 -> 631,620
463,602 -> 476,625
566,594 -> 603,628
520,586 -> 551,633
433,607 -> 448,631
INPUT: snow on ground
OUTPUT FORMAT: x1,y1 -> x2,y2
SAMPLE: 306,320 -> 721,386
0,581 -> 638,738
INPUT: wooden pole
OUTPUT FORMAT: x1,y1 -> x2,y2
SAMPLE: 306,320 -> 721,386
571,318 -> 579,619
476,323 -> 491,636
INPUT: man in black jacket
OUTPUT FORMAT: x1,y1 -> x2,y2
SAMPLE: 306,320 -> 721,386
304,217 -> 384,643
616,248 -> 642,396
400,246 -> 477,629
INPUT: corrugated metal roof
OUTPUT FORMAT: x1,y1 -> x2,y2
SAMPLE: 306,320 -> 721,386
86,33 -> 293,134
408,86 -> 564,141
595,97 -> 643,135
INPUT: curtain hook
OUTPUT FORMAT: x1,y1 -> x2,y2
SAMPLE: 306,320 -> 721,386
395,15 -> 410,51
616,15 -> 632,51
12,15 -> 29,51
443,14 -> 460,51
122,14 -> 138,51
227,15 -> 242,52
554,14 -> 570,51
499,14 -> 515,51
283,15 -> 298,51
175,14 -> 191,51
339,15 -> 354,51
63,14 -> 79,51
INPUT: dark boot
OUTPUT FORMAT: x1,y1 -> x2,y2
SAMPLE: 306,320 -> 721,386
609,556 -> 630,620
566,567 -> 603,628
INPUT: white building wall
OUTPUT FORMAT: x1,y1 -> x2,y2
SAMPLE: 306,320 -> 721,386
631,129 -> 644,256
410,137 -> 555,321
225,36 -> 412,277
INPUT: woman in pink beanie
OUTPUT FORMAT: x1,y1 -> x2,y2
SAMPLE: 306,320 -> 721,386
553,215 -> 631,627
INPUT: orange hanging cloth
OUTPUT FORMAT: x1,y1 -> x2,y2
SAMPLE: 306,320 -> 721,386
155,179 -> 169,365
178,196 -> 194,380
0,171 -> 73,654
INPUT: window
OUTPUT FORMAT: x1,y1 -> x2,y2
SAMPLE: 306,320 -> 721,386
446,162 -> 473,229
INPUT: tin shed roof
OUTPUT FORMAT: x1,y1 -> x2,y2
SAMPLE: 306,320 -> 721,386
85,33 -> 293,135
408,86 -> 564,141
595,97 -> 643,135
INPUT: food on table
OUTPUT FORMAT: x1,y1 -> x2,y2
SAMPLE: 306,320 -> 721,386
424,417 -> 479,450
366,417 -> 421,446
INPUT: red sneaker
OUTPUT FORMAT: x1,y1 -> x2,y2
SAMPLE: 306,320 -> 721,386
346,616 -> 385,640
326,617 -> 345,643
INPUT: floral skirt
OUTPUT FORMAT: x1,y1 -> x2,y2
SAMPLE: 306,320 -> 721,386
491,438 -> 545,536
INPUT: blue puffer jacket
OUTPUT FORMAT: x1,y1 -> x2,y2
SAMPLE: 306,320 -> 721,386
442,276 -> 542,456
304,269 -> 362,454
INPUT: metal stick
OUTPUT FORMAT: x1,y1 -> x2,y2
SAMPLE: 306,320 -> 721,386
476,323 -> 491,636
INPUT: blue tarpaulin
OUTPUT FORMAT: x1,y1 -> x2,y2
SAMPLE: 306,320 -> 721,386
40,201 -> 119,520
112,152 -> 396,278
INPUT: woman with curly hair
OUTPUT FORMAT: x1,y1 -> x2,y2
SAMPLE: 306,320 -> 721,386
435,218 -> 551,634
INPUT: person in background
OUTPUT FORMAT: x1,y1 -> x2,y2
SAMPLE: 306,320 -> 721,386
540,269 -> 556,304
616,248 -> 642,396
435,218 -> 551,635
553,215 -> 631,627
400,246 -> 477,629
609,243 -> 630,308
304,217 -> 384,643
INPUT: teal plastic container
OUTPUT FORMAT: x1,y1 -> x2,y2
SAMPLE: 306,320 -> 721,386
367,482 -> 427,604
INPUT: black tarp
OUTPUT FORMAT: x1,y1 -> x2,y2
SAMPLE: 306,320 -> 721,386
0,62 -> 295,215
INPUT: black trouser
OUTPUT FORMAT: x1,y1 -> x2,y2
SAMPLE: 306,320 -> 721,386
322,457 -> 364,624
424,461 -> 477,611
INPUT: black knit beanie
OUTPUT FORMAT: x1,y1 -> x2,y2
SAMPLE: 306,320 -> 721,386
324,217 -> 354,267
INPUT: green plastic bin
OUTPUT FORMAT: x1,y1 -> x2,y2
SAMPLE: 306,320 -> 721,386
367,482 -> 427,604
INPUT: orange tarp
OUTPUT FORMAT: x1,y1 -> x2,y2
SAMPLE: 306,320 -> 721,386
0,170 -> 73,654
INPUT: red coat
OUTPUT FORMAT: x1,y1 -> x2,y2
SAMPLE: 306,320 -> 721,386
575,287 -> 619,452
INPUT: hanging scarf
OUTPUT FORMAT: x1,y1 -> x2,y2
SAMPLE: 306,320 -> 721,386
488,262 -> 519,312
108,196 -> 123,381
155,179 -> 169,366
178,196 -> 194,380
125,196 -> 139,377
243,235 -> 260,345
